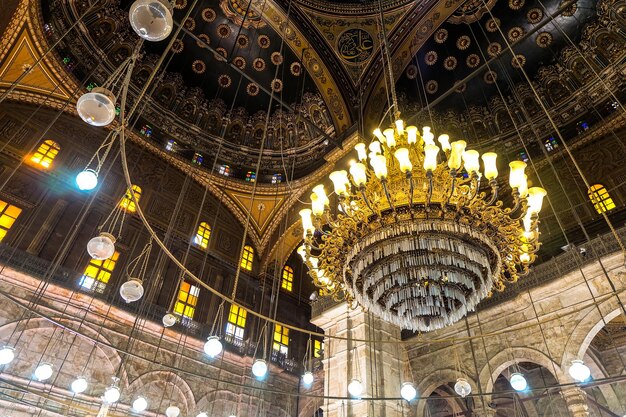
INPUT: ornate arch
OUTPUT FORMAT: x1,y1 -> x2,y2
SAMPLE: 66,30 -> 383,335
127,370 -> 197,414
415,368 -> 478,417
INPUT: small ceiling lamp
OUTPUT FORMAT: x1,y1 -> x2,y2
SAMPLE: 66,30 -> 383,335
400,382 -> 417,401
34,363 -> 53,381
195,413 -> 208,417
569,360 -> 591,382
70,376 -> 88,394
302,371 -> 314,385
120,278 -> 144,303
165,405 -> 181,417
133,396 -> 148,412
129,0 -> 174,41
204,336 -> 223,358
87,232 -> 116,261
162,312 -> 177,327
454,378 -> 472,398
347,378 -> 363,398
76,87 -> 116,127
76,169 -> 99,191
120,240 -> 153,303
509,372 -> 527,391
252,359 -> 268,378
103,382 -> 121,404
0,346 -> 15,365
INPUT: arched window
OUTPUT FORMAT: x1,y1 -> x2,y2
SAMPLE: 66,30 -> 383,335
80,251 -> 119,293
245,171 -> 256,182
588,184 -> 616,213
192,152 -> 203,165
240,245 -> 254,271
544,137 -> 558,152
0,200 -> 21,242
30,140 -> 60,169
120,185 -> 142,213
281,265 -> 293,292
273,324 -> 289,355
194,222 -> 211,249
226,304 -> 247,340
219,165 -> 230,176
272,173 -> 282,184
174,281 -> 200,319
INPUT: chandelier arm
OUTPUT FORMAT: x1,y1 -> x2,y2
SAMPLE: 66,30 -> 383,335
443,173 -> 457,211
359,187 -> 376,213
381,179 -> 396,214
425,172 -> 434,212
485,181 -> 499,206
407,174 -> 414,209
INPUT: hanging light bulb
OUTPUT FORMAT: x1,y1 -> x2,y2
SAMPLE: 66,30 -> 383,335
133,396 -> 148,412
76,169 -> 99,191
34,363 -> 53,381
569,360 -> 591,382
70,376 -> 88,394
302,371 -> 314,385
509,372 -> 527,391
252,359 -> 268,378
120,278 -> 144,303
204,336 -> 223,358
76,87 -> 117,127
165,405 -> 181,417
129,0 -> 174,41
454,378 -> 471,397
162,312 -> 177,327
400,382 -> 417,401
0,346 -> 15,365
196,413 -> 208,417
347,378 -> 363,397
87,232 -> 116,260
103,384 -> 121,403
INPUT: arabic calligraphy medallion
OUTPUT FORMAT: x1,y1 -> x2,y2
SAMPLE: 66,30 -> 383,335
337,28 -> 374,64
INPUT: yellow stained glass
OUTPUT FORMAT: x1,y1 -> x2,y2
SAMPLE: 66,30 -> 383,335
281,266 -> 294,292
0,200 -> 21,242
314,340 -> 323,358
228,304 -> 247,327
30,140 -> 60,169
273,324 -> 289,353
194,222 -> 211,249
80,251 -> 119,293
588,184 -> 616,214
120,185 -> 142,213
174,281 -> 200,319
240,245 -> 254,271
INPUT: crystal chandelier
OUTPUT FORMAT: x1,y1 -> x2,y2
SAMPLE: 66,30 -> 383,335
298,122 -> 546,331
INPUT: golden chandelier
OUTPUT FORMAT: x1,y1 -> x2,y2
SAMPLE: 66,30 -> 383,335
299,120 -> 546,331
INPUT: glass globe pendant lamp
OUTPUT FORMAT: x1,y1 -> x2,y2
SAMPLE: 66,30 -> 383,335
569,360 -> 591,382
252,358 -> 268,378
120,278 -> 144,303
196,413 -> 208,417
347,378 -> 363,397
302,371 -> 314,385
454,378 -> 471,397
34,363 -> 53,381
129,0 -> 174,41
76,87 -> 116,127
0,346 -> 15,365
103,384 -> 121,403
76,169 -> 99,191
133,396 -> 148,412
87,232 -> 116,260
400,382 -> 417,401
165,405 -> 181,417
70,376 -> 88,394
509,372 -> 527,391
162,312 -> 177,327
204,336 -> 223,358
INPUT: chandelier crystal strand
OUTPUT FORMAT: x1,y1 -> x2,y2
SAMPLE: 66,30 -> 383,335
300,122 -> 546,331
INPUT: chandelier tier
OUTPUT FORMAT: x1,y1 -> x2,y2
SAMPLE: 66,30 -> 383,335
299,123 -> 546,331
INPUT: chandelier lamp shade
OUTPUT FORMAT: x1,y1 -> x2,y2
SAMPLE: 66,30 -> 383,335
299,122 -> 546,331
76,87 -> 117,127
75,169 -> 99,191
129,0 -> 174,42
0,346 -> 15,365
70,376 -> 88,394
569,359 -> 591,382
204,336 -> 223,358
509,372 -> 528,391
87,232 -> 116,261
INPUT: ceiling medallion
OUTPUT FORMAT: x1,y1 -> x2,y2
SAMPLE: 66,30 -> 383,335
197,34 -> 210,48
236,34 -> 250,48
486,17 -> 500,32
484,70 -> 497,84
536,32 -> 553,48
406,65 -> 417,80
192,60 -> 206,74
512,54 -> 526,68
434,28 -> 448,44
290,62 -> 302,76
215,47 -> 228,60
201,8 -> 216,22
508,0 -> 525,10
233,56 -> 246,70
527,8 -> 543,23
425,80 -> 438,94
443,56 -> 457,71
220,0 -> 266,29
253,58 -> 266,71
171,39 -> 184,53
246,83 -> 260,96
560,0 -> 577,16
299,125 -> 546,331
337,28 -> 375,64
456,35 -> 471,50
487,42 -> 502,57
508,26 -> 525,42
466,54 -> 480,68
424,51 -> 438,66
271,79 -> 283,92
258,35 -> 271,49
271,52 -> 284,66
217,24 -> 231,39
183,17 -> 195,31
447,0 -> 497,24
218,74 -> 232,88
455,81 -> 467,93
174,0 -> 188,9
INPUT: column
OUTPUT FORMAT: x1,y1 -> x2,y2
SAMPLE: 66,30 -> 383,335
561,387 -> 590,417
311,302 -> 405,417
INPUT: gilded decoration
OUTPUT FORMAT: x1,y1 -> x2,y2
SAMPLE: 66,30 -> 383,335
447,0 -> 497,23
219,0 -> 266,29
536,31 -> 553,48
443,56 -> 457,70
197,33 -> 210,48
406,64 -> 417,79
336,28 -> 375,64
509,0 -> 525,10
527,7 -> 544,23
